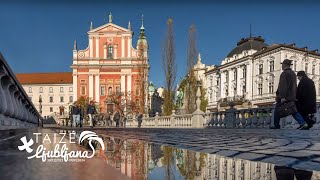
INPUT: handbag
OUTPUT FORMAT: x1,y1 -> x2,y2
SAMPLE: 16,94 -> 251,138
277,101 -> 297,118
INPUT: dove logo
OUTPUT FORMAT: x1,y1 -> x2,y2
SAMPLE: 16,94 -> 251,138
79,131 -> 105,151
18,136 -> 34,153
17,131 -> 105,162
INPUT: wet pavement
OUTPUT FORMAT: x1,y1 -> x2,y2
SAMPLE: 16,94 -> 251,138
1,127 -> 320,179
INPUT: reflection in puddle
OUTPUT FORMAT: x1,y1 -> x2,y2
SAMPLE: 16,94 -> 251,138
74,134 -> 320,180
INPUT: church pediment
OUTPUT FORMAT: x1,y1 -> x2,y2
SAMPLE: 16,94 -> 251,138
89,23 -> 130,34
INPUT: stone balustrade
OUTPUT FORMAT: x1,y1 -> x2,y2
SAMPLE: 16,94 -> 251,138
0,53 -> 42,129
126,105 -> 320,129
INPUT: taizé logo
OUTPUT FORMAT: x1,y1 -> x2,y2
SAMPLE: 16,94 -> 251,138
18,131 -> 105,162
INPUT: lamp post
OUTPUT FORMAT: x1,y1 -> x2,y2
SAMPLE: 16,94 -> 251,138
195,80 -> 202,112
39,95 -> 42,114
39,95 -> 43,127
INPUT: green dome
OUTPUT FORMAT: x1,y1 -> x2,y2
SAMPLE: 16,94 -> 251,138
148,82 -> 155,93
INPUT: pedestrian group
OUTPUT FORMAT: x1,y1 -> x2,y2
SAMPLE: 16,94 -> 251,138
270,59 -> 316,130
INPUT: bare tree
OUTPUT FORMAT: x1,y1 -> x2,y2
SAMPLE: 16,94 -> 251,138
107,92 -> 139,118
162,18 -> 177,116
185,24 -> 198,113
136,39 -> 148,114
187,25 -> 198,74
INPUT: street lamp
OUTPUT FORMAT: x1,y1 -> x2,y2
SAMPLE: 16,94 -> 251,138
195,80 -> 202,112
39,95 -> 43,127
39,95 -> 42,114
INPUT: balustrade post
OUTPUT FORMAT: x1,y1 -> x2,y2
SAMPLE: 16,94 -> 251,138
141,114 -> 147,127
191,80 -> 205,128
257,109 -> 265,128
225,106 -> 236,128
155,112 -> 159,127
251,109 -> 258,128
170,110 -> 176,127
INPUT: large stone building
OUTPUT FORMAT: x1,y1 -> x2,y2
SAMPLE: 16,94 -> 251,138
205,36 -> 320,111
71,14 -> 149,114
16,72 -> 73,117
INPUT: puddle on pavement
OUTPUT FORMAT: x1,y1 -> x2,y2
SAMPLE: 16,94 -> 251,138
70,130 -> 320,180
2,129 -> 319,180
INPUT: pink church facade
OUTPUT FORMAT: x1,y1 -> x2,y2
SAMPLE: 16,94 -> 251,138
71,14 -> 149,113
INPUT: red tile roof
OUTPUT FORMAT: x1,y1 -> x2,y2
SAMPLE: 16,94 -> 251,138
16,72 -> 72,85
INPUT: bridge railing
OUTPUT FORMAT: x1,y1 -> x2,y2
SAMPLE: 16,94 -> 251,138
0,53 -> 42,129
126,104 -> 320,129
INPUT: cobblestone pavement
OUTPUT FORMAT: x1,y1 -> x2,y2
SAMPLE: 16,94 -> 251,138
0,128 -> 129,180
51,127 -> 320,172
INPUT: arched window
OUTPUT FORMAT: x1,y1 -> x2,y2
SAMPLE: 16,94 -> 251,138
108,87 -> 113,95
268,81 -> 274,94
81,85 -> 86,95
107,45 -> 113,59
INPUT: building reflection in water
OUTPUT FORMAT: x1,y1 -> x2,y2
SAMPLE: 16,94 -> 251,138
80,135 -> 320,180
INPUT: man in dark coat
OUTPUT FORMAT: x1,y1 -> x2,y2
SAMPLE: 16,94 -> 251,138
270,59 -> 308,130
86,101 -> 97,128
137,111 -> 143,128
296,71 -> 317,129
79,105 -> 84,128
71,103 -> 80,127
113,110 -> 120,127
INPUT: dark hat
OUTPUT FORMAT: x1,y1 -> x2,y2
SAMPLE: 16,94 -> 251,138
297,71 -> 307,77
281,59 -> 293,65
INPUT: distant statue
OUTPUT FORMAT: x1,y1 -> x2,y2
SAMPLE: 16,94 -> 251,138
177,89 -> 184,108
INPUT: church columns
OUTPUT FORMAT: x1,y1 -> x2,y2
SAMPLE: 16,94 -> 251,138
121,74 -> 126,93
89,74 -> 93,100
95,37 -> 100,58
95,74 -> 100,103
89,36 -> 93,58
121,36 -> 125,58
127,37 -> 131,58
127,74 -> 132,96
72,71 -> 78,102
104,45 -> 107,59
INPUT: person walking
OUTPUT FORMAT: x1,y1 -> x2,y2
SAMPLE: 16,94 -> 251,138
86,101 -> 97,128
105,112 -> 111,127
137,111 -> 143,128
123,115 -> 127,127
79,105 -> 84,128
114,110 -> 120,128
296,71 -> 317,129
71,103 -> 80,127
270,59 -> 308,130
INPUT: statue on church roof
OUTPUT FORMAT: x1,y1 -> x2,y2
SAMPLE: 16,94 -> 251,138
109,12 -> 112,23
73,40 -> 77,50
90,21 -> 93,30
128,21 -> 131,30
148,81 -> 155,93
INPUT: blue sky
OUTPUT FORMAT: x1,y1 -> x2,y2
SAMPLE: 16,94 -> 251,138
0,2 -> 319,87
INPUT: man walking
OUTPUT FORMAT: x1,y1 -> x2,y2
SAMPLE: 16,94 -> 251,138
86,101 -> 97,128
114,110 -> 120,128
296,71 -> 317,129
137,111 -> 143,128
123,114 -> 127,128
270,59 -> 308,130
79,105 -> 84,128
71,103 -> 80,127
